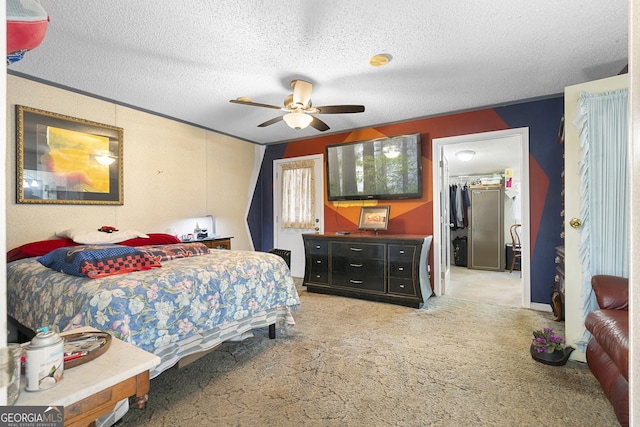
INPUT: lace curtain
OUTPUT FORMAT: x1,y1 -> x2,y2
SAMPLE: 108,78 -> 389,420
573,88 -> 629,351
280,160 -> 316,229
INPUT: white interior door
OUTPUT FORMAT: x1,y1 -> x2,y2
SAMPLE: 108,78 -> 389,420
274,154 -> 324,278
563,74 -> 628,362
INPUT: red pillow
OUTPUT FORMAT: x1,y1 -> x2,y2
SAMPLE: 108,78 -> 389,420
7,238 -> 80,263
119,233 -> 181,247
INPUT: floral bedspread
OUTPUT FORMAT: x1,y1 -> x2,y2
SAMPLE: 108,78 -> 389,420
7,248 -> 300,356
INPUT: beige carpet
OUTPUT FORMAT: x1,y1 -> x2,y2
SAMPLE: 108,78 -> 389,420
120,289 -> 619,426
447,266 -> 522,307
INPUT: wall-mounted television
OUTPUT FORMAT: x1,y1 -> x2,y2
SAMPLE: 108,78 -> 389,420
326,133 -> 422,201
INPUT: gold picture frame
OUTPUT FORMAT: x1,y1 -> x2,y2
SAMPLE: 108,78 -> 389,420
16,105 -> 123,205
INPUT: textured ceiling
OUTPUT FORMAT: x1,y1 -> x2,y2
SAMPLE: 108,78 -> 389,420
8,1 -> 628,146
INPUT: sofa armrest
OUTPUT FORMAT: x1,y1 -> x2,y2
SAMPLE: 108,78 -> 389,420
591,275 -> 628,310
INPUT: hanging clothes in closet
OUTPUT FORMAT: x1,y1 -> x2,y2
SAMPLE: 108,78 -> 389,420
449,183 -> 470,230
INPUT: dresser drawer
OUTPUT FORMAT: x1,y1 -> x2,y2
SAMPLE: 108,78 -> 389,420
332,273 -> 385,292
331,242 -> 385,259
388,277 -> 417,296
307,240 -> 329,255
389,260 -> 412,278
332,258 -> 385,292
332,258 -> 384,277
388,245 -> 416,261
308,256 -> 329,284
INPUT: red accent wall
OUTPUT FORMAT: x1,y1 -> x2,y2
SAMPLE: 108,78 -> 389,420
282,109 -> 509,235
251,96 -> 564,304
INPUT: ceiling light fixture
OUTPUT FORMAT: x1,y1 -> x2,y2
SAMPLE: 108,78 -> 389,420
455,150 -> 475,162
369,53 -> 392,67
283,111 -> 313,130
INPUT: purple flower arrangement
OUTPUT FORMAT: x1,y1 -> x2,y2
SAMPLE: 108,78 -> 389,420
532,327 -> 565,353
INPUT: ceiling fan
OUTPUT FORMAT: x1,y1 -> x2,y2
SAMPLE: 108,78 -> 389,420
229,79 -> 365,132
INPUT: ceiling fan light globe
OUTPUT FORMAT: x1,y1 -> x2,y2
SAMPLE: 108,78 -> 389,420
283,112 -> 313,129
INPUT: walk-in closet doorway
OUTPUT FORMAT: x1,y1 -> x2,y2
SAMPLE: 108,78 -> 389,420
432,128 -> 530,308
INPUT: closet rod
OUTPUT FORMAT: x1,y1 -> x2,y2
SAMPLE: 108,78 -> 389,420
450,173 -> 503,179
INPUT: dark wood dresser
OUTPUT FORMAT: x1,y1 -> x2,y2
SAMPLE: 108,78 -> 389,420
552,245 -> 565,321
302,233 -> 432,308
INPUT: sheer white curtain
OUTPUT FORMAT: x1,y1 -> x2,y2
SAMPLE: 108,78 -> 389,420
281,160 -> 315,229
573,89 -> 629,351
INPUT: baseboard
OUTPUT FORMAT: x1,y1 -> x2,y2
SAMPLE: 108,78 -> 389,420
529,302 -> 553,312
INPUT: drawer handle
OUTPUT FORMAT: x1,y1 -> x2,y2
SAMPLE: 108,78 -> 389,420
350,247 -> 363,252
399,284 -> 405,288
315,274 -> 321,278
316,260 -> 322,264
398,267 -> 404,271
399,250 -> 405,254
350,263 -> 363,268
555,275 -> 560,282
315,245 -> 321,249
350,279 -> 363,284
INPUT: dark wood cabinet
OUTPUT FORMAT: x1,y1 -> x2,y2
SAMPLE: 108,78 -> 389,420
303,234 -> 432,308
552,246 -> 565,321
185,237 -> 233,250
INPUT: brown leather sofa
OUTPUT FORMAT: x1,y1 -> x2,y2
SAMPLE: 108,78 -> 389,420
584,275 -> 629,426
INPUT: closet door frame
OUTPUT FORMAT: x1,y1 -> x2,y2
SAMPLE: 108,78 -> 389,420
432,128 -> 531,308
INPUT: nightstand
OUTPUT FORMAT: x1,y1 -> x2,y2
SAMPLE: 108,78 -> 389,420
15,327 -> 160,427
192,236 -> 233,250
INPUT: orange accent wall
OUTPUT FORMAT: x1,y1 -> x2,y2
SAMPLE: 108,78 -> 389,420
282,109 -> 509,235
252,96 -> 565,304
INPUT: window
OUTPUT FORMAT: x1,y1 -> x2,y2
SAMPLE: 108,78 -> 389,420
280,160 -> 315,229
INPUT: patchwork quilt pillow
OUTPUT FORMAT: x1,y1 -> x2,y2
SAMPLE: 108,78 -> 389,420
38,245 -> 161,278
136,242 -> 210,262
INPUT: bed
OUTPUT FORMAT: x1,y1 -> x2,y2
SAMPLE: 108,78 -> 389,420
6,234 -> 300,380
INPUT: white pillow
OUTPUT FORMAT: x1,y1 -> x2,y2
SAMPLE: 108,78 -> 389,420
56,229 -> 149,244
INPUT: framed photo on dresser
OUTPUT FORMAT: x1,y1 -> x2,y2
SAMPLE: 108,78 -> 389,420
358,206 -> 390,231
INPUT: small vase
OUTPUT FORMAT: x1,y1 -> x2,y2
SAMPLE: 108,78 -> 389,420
530,344 -> 574,366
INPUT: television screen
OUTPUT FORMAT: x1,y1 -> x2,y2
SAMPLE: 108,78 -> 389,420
326,133 -> 422,201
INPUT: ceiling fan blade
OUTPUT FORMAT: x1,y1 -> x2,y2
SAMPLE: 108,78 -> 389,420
229,99 -> 282,110
309,116 -> 330,132
292,80 -> 313,108
314,105 -> 365,114
257,116 -> 284,127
